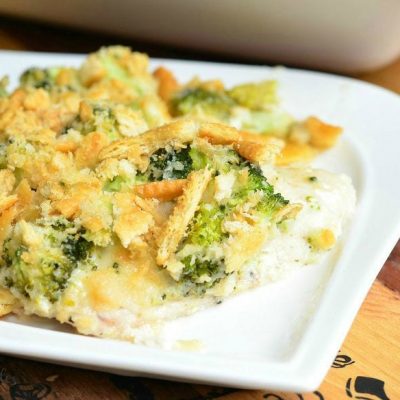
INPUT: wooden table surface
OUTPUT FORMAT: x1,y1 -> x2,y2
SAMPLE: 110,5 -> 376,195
0,16 -> 399,400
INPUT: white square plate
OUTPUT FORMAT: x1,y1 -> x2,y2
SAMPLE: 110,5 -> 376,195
1,51 -> 400,392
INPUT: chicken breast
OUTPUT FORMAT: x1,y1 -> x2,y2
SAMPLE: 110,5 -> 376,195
2,165 -> 354,342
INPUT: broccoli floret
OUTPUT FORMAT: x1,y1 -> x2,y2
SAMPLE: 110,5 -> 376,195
62,234 -> 92,263
1,218 -> 93,304
67,101 -> 147,140
103,169 -> 144,193
171,88 -> 236,120
50,218 -> 72,231
191,144 -> 240,175
228,80 -> 277,110
175,204 -> 227,289
90,105 -> 119,140
181,256 -> 225,289
241,162 -> 272,193
139,142 -> 242,183
174,158 -> 289,290
182,162 -> 287,248
234,161 -> 289,217
103,176 -> 126,192
139,146 -> 214,182
170,81 -> 279,124
241,109 -> 294,137
69,104 -> 120,139
143,147 -> 194,181
19,67 -> 80,92
2,241 -> 67,303
170,81 -> 292,138
189,147 -> 209,170
20,67 -> 58,90
103,174 -> 141,192
256,190 -> 289,217
187,204 -> 227,246
2,137 -> 36,178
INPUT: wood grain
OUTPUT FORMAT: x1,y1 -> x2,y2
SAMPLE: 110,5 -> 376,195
0,15 -> 399,400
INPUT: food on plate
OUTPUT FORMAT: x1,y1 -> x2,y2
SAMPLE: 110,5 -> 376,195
0,47 -> 355,342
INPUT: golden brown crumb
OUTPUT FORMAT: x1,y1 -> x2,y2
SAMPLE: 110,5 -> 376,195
134,179 -> 187,201
157,168 -> 212,268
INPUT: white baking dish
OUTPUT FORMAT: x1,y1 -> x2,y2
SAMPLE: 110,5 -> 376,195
1,0 -> 400,72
